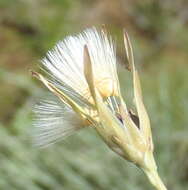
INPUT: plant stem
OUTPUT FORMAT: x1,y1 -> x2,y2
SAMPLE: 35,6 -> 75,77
145,169 -> 167,190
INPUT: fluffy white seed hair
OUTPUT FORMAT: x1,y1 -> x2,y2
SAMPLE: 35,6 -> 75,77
33,27 -> 119,146
42,27 -> 119,98
33,95 -> 84,147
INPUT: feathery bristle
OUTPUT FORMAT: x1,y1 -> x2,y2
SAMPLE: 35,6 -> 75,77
33,27 -> 121,146
41,27 -> 119,102
33,95 -> 85,147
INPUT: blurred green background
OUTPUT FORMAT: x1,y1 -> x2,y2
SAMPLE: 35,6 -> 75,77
0,0 -> 188,189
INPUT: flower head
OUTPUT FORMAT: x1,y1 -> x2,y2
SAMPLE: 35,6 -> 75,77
33,27 -> 121,145
33,27 -> 167,190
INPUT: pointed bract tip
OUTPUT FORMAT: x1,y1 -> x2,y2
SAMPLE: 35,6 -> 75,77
101,24 -> 108,34
83,44 -> 89,56
123,29 -> 135,72
83,44 -> 96,103
30,70 -> 40,79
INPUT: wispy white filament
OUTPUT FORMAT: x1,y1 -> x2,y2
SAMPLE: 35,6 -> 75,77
42,27 -> 119,99
34,27 -> 120,146
33,95 -> 84,146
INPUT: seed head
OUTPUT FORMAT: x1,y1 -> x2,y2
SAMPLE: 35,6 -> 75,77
32,27 -> 167,190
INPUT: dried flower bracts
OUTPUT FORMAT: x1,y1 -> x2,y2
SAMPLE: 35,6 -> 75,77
32,27 -> 167,190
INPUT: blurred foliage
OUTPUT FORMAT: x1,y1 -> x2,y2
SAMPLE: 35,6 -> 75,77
0,0 -> 188,189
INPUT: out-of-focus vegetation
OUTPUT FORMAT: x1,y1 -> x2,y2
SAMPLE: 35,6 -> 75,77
0,0 -> 188,189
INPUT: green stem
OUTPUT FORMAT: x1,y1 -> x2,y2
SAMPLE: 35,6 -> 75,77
141,152 -> 167,190
145,169 -> 167,190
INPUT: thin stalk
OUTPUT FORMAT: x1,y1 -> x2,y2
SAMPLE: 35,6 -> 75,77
142,152 -> 167,190
145,169 -> 167,190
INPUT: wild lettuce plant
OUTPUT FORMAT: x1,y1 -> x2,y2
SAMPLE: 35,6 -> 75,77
32,27 -> 167,190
